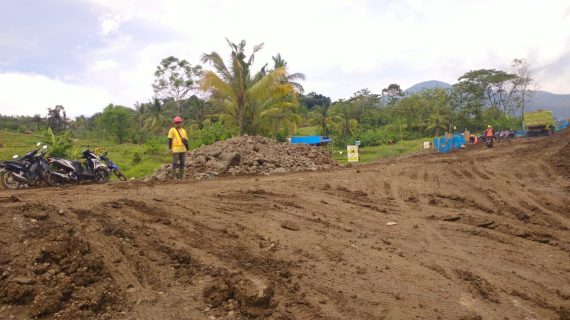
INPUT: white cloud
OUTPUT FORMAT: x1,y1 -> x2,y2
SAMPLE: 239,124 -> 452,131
84,0 -> 569,97
100,18 -> 120,36
89,59 -> 120,72
2,0 -> 569,116
0,73 -> 114,117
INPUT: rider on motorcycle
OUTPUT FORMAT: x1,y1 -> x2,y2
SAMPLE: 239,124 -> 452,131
484,125 -> 494,139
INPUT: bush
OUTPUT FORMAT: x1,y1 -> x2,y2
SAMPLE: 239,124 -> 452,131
333,135 -> 353,148
44,127 -> 72,158
144,138 -> 163,155
130,130 -> 152,144
355,127 -> 398,147
275,127 -> 291,142
189,122 -> 237,148
132,152 -> 142,165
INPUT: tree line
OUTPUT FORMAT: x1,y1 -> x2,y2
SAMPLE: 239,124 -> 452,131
0,39 -> 536,149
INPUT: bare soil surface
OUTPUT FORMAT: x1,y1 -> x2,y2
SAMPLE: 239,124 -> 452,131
1,130 -> 569,320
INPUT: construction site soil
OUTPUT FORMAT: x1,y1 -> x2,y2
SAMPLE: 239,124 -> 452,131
1,130 -> 569,320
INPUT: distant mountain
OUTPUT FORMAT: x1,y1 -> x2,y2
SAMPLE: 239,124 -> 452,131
526,91 -> 570,119
405,80 -> 452,94
404,81 -> 570,118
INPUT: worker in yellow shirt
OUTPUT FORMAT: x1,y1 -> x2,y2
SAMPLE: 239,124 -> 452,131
167,116 -> 189,179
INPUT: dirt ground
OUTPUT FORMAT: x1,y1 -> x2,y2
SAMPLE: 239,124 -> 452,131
1,130 -> 569,320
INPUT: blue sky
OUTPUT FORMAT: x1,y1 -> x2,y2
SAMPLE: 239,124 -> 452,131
1,0 -> 569,117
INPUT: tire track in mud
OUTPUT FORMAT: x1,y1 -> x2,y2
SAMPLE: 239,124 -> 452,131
427,190 -> 570,252
1,131 -> 569,320
97,197 -> 319,319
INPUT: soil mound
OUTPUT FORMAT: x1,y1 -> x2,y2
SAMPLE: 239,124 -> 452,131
549,128 -> 570,178
151,135 -> 338,180
0,203 -> 125,319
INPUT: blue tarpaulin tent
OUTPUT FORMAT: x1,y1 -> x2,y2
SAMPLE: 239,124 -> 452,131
433,134 -> 465,153
290,136 -> 332,145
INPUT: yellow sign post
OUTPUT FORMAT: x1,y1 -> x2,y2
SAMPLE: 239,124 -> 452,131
347,145 -> 359,162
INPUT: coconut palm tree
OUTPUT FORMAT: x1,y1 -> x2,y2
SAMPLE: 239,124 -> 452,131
310,105 -> 332,136
330,100 -> 359,136
143,98 -> 169,136
134,102 -> 146,129
201,39 -> 295,135
271,54 -> 305,93
427,112 -> 448,137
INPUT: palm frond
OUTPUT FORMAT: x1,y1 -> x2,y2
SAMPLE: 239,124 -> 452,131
247,67 -> 288,102
201,71 -> 235,99
201,52 -> 233,82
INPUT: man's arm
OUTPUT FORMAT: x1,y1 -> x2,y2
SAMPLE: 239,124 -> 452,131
167,128 -> 173,150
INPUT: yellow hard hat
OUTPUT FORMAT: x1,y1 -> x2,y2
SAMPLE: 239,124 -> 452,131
487,125 -> 491,128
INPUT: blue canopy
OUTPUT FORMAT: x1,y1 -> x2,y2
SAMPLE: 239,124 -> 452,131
291,136 -> 332,145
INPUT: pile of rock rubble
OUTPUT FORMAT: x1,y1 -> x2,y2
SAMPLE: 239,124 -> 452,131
150,135 -> 339,181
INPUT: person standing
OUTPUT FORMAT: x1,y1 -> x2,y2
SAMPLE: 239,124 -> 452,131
168,116 -> 189,179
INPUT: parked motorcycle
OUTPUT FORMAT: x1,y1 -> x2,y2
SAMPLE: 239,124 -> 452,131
100,151 -> 127,181
48,148 -> 110,184
495,130 -> 516,142
0,143 -> 53,189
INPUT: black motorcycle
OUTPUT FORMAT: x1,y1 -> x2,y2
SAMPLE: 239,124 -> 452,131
1,144 -> 53,189
485,137 -> 494,148
48,148 -> 110,184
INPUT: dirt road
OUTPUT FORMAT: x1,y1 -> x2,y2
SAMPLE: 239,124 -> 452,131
1,131 -> 569,320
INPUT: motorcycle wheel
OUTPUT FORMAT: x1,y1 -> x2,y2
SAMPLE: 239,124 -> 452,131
43,172 -> 56,187
113,169 -> 128,181
1,171 -> 21,190
95,168 -> 110,184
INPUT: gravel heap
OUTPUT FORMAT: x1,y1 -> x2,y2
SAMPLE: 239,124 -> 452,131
151,135 -> 339,180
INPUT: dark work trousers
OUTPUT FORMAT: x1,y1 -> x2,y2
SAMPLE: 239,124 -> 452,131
172,152 -> 186,178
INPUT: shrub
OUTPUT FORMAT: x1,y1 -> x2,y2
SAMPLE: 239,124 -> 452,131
355,127 -> 398,147
144,138 -> 163,155
132,152 -> 142,165
44,127 -> 72,158
189,122 -> 237,148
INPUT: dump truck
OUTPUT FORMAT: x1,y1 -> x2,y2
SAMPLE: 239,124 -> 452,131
524,110 -> 555,136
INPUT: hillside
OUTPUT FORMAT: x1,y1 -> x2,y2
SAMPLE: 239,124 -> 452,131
527,91 -> 570,118
405,80 -> 452,94
1,130 -> 569,319
405,81 -> 570,118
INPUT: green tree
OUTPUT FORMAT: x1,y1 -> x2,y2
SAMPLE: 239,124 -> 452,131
330,100 -> 358,136
201,39 -> 296,135
181,95 -> 216,129
47,105 -> 67,133
143,99 -> 169,136
32,114 -> 44,131
300,92 -> 331,110
511,58 -> 534,129
260,102 -> 302,139
456,69 -> 517,116
309,105 -> 332,135
153,56 -> 202,116
133,102 -> 146,129
381,83 -> 404,105
349,88 -> 381,127
97,104 -> 134,143
248,54 -> 305,135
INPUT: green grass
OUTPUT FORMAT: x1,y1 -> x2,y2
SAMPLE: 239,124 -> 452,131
0,131 -> 170,179
331,137 -> 431,164
1,130 -> 432,177
295,126 -> 320,136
